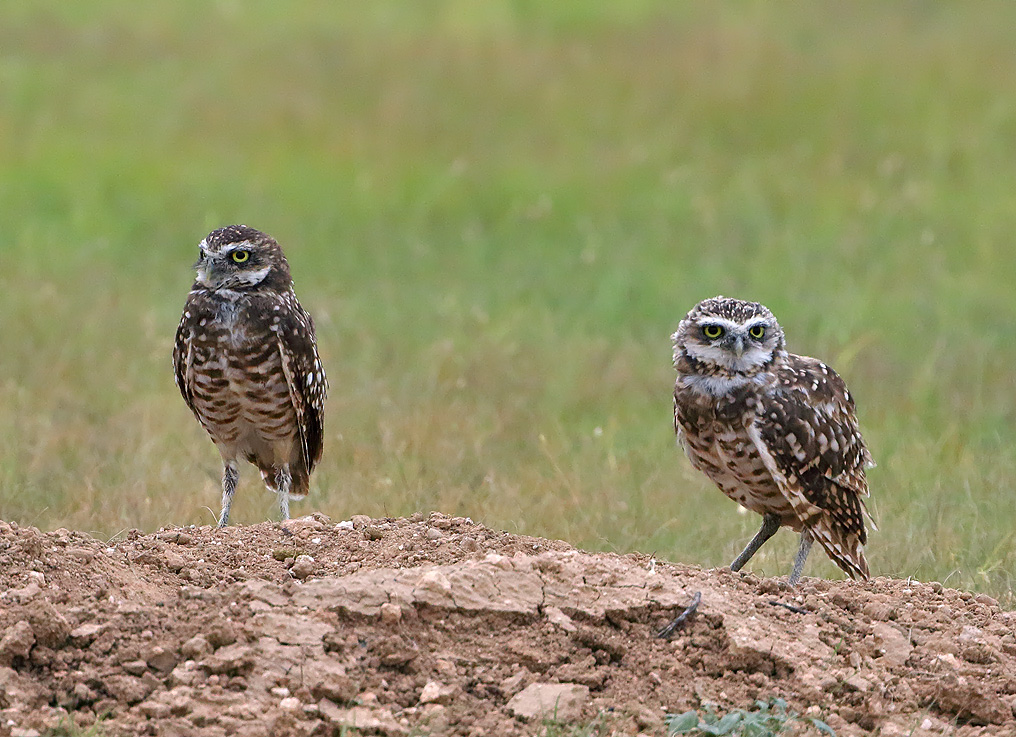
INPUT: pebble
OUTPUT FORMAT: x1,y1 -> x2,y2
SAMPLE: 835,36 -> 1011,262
380,603 -> 403,624
122,659 -> 148,676
143,645 -> 178,674
69,623 -> 105,645
180,635 -> 212,659
419,681 -> 456,705
290,555 -> 316,580
281,516 -> 325,533
544,606 -> 577,633
974,593 -> 998,607
66,548 -> 95,563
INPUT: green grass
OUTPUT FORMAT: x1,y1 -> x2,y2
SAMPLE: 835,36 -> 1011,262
42,716 -> 107,737
668,698 -> 834,736
0,2 -> 1014,600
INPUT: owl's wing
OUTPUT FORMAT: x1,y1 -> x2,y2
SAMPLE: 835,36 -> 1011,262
173,305 -> 197,415
276,301 -> 327,475
747,356 -> 874,580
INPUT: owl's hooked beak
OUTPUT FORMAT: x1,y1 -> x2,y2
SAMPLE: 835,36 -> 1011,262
193,254 -> 217,289
729,334 -> 746,357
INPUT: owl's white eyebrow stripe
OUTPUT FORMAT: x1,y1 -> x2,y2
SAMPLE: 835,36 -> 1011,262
698,317 -> 769,332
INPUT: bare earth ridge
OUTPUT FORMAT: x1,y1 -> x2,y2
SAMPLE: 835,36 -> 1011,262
0,513 -> 1013,736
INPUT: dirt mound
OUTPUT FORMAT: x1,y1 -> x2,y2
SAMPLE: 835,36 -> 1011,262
0,514 -> 1014,737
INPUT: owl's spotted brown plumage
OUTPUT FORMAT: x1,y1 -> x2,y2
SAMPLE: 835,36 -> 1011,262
672,296 -> 875,584
173,225 -> 327,526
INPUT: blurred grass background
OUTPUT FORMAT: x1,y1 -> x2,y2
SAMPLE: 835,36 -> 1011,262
0,1 -> 1013,600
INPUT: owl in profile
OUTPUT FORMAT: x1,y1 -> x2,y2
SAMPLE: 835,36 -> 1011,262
173,225 -> 327,526
672,296 -> 875,584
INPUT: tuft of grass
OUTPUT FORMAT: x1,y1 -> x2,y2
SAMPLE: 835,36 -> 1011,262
538,710 -> 616,737
667,698 -> 834,736
42,716 -> 107,737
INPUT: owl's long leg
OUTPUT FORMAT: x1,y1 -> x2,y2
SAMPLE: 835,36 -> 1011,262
788,530 -> 814,586
730,513 -> 780,572
218,462 -> 239,528
274,465 -> 292,522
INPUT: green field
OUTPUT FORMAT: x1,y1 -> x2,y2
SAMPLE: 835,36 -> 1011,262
1,2 -> 1013,600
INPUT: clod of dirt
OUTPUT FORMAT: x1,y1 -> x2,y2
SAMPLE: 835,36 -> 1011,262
419,680 -> 457,705
507,682 -> 591,721
870,621 -> 912,667
0,621 -> 34,665
931,674 -> 1011,726
25,601 -> 70,649
0,514 -> 1014,736
68,623 -> 105,646
318,702 -> 407,735
289,554 -> 316,579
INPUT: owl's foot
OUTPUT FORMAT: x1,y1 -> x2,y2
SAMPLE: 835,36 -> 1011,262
656,591 -> 702,639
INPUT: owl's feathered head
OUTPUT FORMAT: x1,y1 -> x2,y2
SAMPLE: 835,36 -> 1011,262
672,295 -> 786,375
193,225 -> 292,291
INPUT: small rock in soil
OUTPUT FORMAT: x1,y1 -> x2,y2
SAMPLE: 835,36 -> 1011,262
507,682 -> 590,722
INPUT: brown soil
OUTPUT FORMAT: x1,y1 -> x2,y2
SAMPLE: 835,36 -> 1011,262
0,513 -> 1013,737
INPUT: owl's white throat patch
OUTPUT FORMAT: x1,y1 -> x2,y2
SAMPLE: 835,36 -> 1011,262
681,373 -> 765,396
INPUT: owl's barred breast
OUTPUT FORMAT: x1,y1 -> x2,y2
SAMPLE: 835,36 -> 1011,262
675,382 -> 797,524
185,291 -> 301,467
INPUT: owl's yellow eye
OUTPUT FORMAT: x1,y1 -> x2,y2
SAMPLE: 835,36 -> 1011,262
748,324 -> 766,340
702,324 -> 724,339
231,250 -> 250,263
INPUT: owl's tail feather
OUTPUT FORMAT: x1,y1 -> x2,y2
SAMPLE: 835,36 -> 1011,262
788,475 -> 872,582
288,465 -> 310,500
259,463 -> 310,500
809,523 -> 870,581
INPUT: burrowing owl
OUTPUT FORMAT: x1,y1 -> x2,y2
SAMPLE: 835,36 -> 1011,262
173,225 -> 327,526
672,296 -> 874,585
